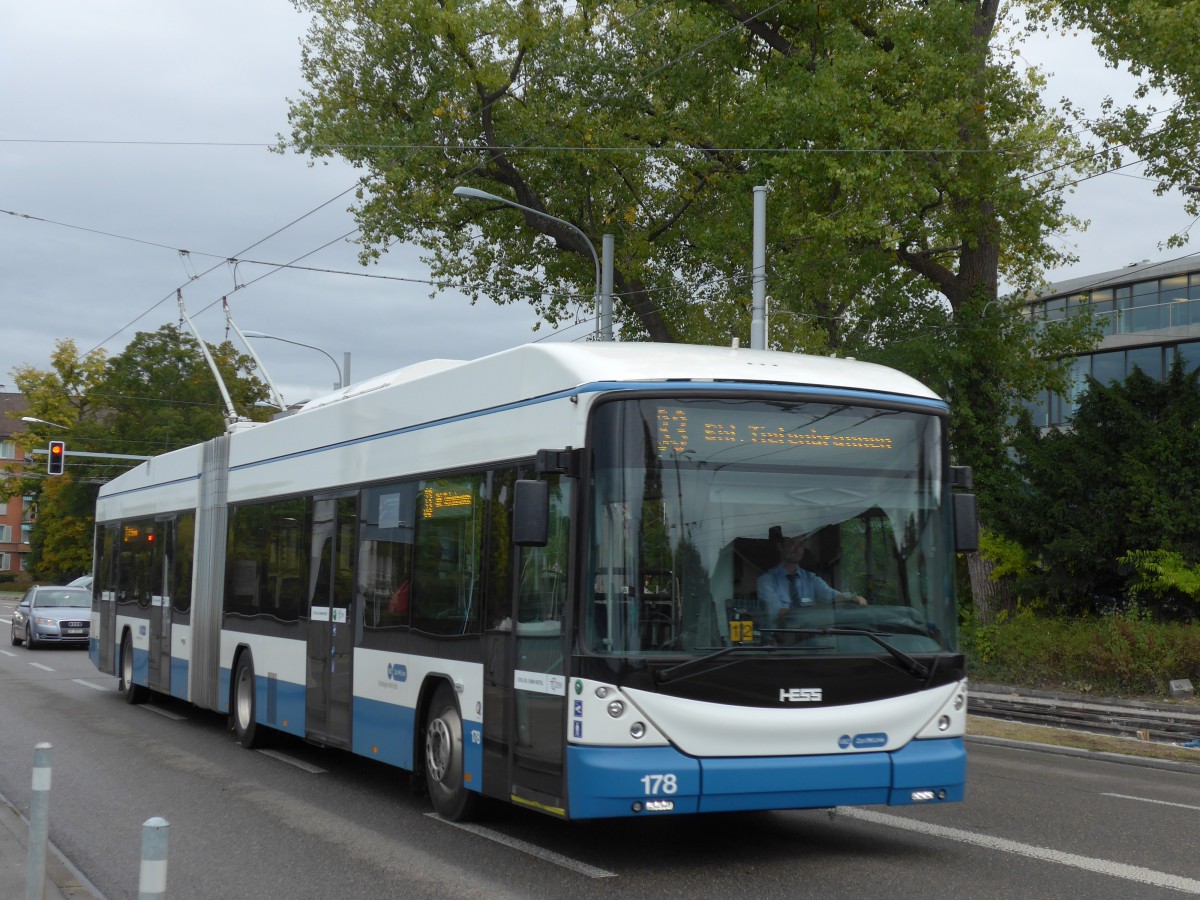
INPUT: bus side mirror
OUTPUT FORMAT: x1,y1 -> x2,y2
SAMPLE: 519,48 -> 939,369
513,480 -> 549,547
953,493 -> 978,553
950,466 -> 978,552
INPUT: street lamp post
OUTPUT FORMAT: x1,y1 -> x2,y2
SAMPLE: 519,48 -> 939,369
242,331 -> 344,391
21,417 -> 69,430
452,186 -> 613,341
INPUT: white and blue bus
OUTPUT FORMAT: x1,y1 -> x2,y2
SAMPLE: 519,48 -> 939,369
90,342 -> 975,821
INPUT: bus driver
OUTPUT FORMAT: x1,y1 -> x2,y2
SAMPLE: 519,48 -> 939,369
757,534 -> 867,626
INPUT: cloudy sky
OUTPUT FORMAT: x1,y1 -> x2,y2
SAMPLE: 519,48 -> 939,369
2,2 -> 1194,404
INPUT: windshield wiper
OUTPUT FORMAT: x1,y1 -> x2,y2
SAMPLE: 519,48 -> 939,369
656,629 -> 940,685
655,643 -> 789,684
782,627 -> 930,680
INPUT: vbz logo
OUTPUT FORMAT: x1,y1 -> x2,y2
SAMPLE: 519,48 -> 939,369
779,687 -> 822,703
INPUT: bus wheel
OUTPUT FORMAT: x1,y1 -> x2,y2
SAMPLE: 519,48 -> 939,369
231,654 -> 267,749
119,633 -> 147,704
424,683 -> 479,821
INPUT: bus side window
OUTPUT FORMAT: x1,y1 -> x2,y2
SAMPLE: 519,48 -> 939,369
411,475 -> 483,637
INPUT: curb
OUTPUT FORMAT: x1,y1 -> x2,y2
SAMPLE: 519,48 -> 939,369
0,794 -> 106,900
972,682 -> 1200,715
966,733 -> 1200,775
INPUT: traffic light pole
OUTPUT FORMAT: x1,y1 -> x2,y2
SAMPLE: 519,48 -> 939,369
31,449 -> 154,462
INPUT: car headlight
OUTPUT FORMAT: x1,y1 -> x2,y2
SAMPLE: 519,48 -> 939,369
33,616 -> 56,627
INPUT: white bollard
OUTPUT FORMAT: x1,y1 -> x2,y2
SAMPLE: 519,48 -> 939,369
138,817 -> 169,900
26,742 -> 51,900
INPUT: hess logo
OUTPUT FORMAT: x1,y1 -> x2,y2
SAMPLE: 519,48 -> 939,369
779,688 -> 822,703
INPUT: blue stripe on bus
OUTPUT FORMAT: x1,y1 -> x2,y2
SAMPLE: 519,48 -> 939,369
99,381 -> 946,500
170,657 -> 189,701
96,472 -> 200,502
132,646 -> 149,685
352,697 -> 483,793
888,737 -> 967,804
567,746 -> 702,819
698,752 -> 891,812
566,737 -> 966,819
217,668 -> 306,736
464,722 -> 482,791
353,697 -> 416,769
232,381 -> 949,474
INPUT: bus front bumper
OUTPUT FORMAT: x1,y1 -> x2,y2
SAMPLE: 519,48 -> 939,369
565,737 -> 965,820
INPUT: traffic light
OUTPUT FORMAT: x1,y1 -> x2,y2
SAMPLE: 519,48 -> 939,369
47,440 -> 65,475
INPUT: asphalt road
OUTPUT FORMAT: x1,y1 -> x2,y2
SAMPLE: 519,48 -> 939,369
2,596 -> 1199,899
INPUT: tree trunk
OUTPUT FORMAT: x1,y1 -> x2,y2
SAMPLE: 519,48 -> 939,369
966,551 -> 1014,626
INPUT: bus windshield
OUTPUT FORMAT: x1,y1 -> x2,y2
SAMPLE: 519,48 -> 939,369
585,397 -> 956,659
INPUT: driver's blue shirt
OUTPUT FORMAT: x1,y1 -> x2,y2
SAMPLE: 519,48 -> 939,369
757,565 -> 840,619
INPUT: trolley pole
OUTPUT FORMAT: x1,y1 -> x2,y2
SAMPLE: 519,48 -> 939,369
26,743 -> 51,900
750,186 -> 768,350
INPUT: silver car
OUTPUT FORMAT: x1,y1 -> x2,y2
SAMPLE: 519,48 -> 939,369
10,585 -> 92,648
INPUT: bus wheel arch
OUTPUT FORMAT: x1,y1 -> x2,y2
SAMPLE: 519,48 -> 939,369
118,628 -> 147,704
420,678 -> 479,821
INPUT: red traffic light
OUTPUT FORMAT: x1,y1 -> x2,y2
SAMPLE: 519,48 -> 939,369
47,440 -> 65,475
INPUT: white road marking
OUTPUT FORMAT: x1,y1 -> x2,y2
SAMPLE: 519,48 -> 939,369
426,813 -> 617,879
28,662 -> 54,672
838,807 -> 1200,894
1103,792 -> 1200,812
72,679 -> 108,692
0,650 -> 15,657
139,704 -> 186,721
257,749 -> 327,774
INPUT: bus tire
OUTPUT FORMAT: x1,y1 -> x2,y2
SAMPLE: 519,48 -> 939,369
424,683 -> 479,821
119,632 -> 147,704
231,653 -> 267,749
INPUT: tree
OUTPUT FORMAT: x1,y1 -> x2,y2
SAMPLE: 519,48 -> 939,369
283,0 -> 1102,512
1045,0 -> 1200,249
92,324 -> 272,458
7,326 -> 271,581
997,357 -> 1200,617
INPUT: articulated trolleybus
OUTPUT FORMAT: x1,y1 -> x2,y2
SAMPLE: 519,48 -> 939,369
90,342 -> 976,821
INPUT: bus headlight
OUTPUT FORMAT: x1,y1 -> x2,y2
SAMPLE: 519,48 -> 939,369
607,700 -> 625,718
630,722 -> 646,739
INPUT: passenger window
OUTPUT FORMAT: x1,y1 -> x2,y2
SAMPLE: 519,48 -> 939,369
411,475 -> 483,636
359,483 -> 417,631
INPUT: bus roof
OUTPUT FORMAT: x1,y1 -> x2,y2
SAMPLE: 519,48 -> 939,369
97,342 -> 942,508
295,342 -> 941,414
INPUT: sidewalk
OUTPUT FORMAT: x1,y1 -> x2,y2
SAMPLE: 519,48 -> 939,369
0,794 -> 103,900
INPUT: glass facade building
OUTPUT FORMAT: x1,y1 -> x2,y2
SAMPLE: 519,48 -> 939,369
1022,259 -> 1200,427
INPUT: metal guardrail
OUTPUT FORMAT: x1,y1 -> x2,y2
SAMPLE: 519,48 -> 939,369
970,686 -> 1200,746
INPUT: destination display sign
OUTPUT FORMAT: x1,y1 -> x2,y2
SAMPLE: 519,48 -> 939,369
655,406 -> 897,459
421,485 -> 474,519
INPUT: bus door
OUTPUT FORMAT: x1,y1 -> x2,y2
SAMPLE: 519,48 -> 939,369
507,477 -> 570,815
146,519 -> 172,694
306,494 -> 357,748
94,525 -> 119,673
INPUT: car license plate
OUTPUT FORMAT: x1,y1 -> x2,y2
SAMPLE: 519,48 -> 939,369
65,629 -> 84,635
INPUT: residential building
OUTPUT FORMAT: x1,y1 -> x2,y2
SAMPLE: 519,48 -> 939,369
0,392 -> 32,582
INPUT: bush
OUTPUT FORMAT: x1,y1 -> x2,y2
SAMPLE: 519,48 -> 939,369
962,607 -> 1200,696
